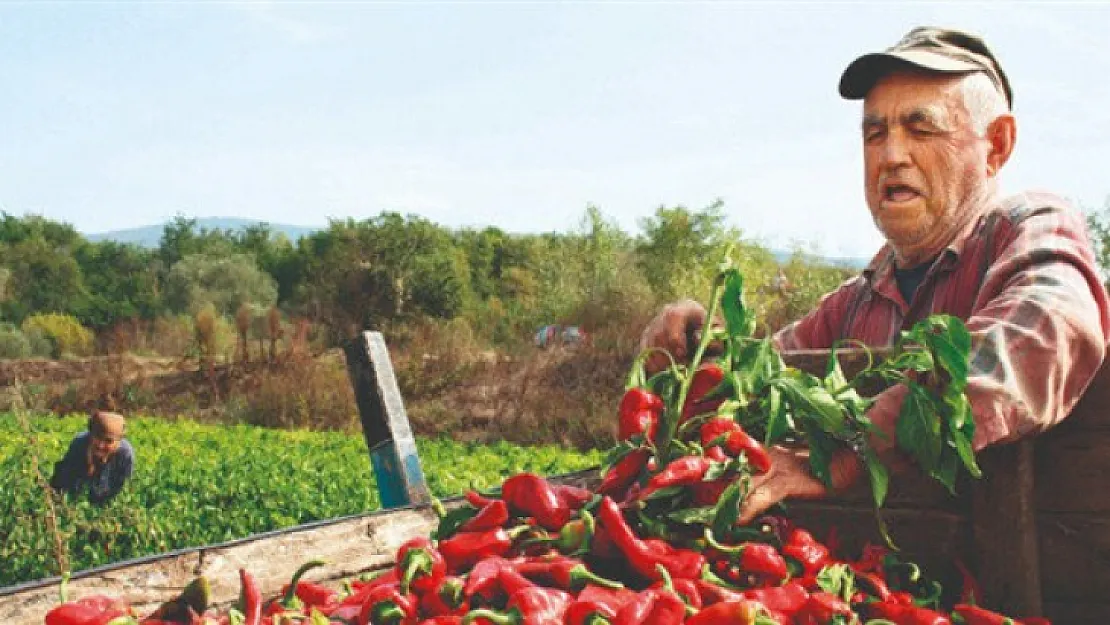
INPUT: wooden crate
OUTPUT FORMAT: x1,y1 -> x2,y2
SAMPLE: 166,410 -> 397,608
3,341 -> 1106,625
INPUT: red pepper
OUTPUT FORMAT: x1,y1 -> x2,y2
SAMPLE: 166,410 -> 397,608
463,556 -> 526,601
239,569 -> 262,625
555,484 -> 595,510
704,531 -> 788,583
795,592 -> 853,625
866,601 -> 951,624
358,583 -> 417,625
45,602 -> 130,625
564,599 -> 617,625
636,456 -> 713,500
465,490 -> 498,509
648,578 -> 702,611
266,559 -> 328,617
853,570 -> 892,603
419,576 -> 468,618
419,618 -> 463,625
954,558 -> 984,606
521,510 -> 596,556
289,581 -> 338,611
396,538 -> 447,595
576,585 -> 639,614
597,449 -> 651,500
952,604 -> 1020,625
739,581 -> 809,615
683,363 -> 725,413
683,600 -> 762,625
502,473 -> 573,531
693,580 -> 747,607
619,388 -> 664,441
461,586 -> 573,625
458,499 -> 510,534
439,527 -> 526,573
611,588 -> 687,625
691,478 -> 731,506
598,496 -> 705,582
782,529 -> 830,578
516,556 -> 625,592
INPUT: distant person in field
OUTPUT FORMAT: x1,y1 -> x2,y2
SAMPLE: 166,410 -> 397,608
50,411 -> 135,505
639,26 -> 1110,523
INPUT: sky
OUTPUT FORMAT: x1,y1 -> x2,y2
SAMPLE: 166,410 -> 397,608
1,2 -> 1108,259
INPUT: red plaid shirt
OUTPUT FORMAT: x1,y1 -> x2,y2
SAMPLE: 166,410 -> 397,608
773,191 -> 1110,450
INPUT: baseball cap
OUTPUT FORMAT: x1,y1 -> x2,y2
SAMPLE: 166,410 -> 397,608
838,26 -> 1013,109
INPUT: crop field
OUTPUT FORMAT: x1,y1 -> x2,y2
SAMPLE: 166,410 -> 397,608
0,412 -> 603,588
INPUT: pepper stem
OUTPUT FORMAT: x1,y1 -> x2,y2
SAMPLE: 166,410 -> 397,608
656,564 -> 675,592
570,564 -> 624,590
703,527 -> 745,556
400,551 -> 432,595
431,498 -> 447,519
462,609 -> 517,625
58,571 -> 71,605
281,559 -> 327,607
373,605 -> 408,625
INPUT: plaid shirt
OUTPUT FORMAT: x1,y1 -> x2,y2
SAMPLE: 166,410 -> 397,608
773,190 -> 1110,450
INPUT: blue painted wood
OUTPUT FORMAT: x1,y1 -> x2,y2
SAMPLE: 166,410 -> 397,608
344,331 -> 430,508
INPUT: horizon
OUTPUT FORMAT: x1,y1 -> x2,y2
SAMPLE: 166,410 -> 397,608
2,3 -> 1108,259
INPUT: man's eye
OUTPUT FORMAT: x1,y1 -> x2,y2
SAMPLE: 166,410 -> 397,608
864,129 -> 884,143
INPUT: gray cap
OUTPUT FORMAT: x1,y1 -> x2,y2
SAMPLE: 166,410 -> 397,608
839,26 -> 1013,109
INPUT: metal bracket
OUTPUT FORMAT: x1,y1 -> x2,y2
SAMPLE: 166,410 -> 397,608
343,331 -> 430,509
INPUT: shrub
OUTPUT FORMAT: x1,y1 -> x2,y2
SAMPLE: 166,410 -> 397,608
0,324 -> 31,359
21,313 -> 94,358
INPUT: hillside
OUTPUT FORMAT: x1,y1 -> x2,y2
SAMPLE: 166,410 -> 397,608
84,217 -> 320,248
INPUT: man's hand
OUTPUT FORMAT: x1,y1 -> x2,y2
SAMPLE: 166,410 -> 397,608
738,445 -> 864,524
737,384 -> 914,524
639,299 -> 723,375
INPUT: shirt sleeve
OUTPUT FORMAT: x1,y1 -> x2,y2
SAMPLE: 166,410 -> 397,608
772,277 -> 864,352
963,202 -> 1110,450
49,433 -> 88,494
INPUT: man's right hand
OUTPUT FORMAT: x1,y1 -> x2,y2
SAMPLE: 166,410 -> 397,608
638,299 -> 711,376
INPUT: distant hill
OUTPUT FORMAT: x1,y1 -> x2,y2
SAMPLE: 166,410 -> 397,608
84,217 -> 321,248
84,217 -> 870,270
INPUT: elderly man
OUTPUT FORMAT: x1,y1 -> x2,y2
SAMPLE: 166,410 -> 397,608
640,27 -> 1110,523
50,410 -> 135,506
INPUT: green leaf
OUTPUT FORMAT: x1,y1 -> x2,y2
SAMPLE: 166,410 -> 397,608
762,385 -> 790,445
815,563 -> 856,603
863,448 -> 890,509
954,422 -> 981,479
721,269 -> 756,339
711,479 -> 746,537
667,506 -> 717,525
805,426 -> 839,489
896,385 -> 943,470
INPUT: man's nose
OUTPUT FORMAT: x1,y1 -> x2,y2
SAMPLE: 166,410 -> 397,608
879,130 -> 912,169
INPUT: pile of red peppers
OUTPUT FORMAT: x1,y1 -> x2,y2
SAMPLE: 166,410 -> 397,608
43,253 -> 1053,625
42,470 -> 1051,625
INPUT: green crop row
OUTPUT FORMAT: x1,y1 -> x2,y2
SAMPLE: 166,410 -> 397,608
0,412 -> 603,588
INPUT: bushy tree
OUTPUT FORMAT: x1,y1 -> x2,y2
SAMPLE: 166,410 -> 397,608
164,253 -> 278,316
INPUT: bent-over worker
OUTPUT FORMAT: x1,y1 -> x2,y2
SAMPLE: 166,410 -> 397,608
50,410 -> 135,505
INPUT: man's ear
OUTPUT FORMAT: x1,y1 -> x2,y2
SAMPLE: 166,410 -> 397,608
985,113 -> 1017,176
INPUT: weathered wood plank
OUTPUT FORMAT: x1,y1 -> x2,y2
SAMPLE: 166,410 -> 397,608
1042,601 -> 1110,625
344,331 -> 430,508
1,507 -> 438,625
1035,429 -> 1110,514
1038,513 -> 1110,604
971,439 -> 1042,618
0,470 -> 601,625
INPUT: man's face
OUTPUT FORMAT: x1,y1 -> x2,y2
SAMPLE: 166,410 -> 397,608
861,70 -> 991,262
90,431 -> 122,462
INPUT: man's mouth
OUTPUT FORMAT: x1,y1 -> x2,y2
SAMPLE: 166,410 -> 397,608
883,184 -> 921,203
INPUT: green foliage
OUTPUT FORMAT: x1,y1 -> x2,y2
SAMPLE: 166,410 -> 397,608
165,253 -> 278,317
635,200 -> 741,301
0,413 -> 602,586
0,323 -> 31,359
21,313 -> 94,357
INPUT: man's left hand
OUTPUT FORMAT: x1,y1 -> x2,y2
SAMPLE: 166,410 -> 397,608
738,446 -> 864,525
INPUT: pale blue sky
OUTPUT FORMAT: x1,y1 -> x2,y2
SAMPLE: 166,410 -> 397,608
1,2 -> 1108,258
